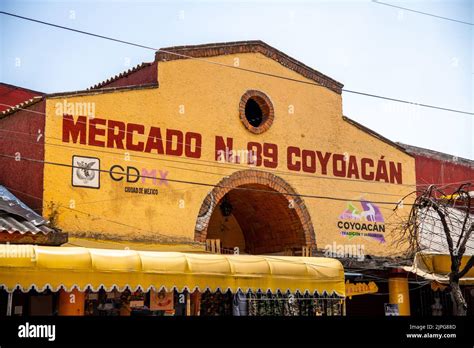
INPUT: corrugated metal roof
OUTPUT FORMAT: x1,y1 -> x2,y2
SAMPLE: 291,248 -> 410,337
0,215 -> 54,235
0,185 -> 53,235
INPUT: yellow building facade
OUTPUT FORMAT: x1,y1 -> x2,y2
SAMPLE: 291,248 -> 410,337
40,41 -> 416,257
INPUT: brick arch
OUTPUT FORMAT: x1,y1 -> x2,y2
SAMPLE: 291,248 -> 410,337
194,170 -> 316,253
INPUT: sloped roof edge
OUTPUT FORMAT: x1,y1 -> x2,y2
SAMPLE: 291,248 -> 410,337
0,96 -> 44,119
87,62 -> 154,90
0,82 -> 44,96
342,116 -> 413,157
156,40 -> 344,94
398,142 -> 473,167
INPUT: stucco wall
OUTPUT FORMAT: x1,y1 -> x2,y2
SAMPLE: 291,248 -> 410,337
42,52 -> 416,256
0,100 -> 46,211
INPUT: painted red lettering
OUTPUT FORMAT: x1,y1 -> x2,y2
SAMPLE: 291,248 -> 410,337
144,127 -> 164,154
287,146 -> 301,171
62,115 -> 86,144
263,143 -> 278,168
333,154 -> 346,177
347,155 -> 360,179
107,120 -> 126,149
185,132 -> 202,159
361,158 -> 375,180
316,151 -> 331,175
126,123 -> 145,152
302,150 -> 316,173
88,118 -> 106,147
389,162 -> 403,184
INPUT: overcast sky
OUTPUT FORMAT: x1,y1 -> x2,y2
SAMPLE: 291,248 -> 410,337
1,0 -> 472,159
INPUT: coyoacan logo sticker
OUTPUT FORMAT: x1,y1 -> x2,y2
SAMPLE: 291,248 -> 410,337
337,200 -> 386,243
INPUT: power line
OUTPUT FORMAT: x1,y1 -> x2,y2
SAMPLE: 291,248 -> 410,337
342,89 -> 473,115
372,0 -> 474,26
0,152 -> 414,206
1,132 -> 420,204
1,105 -> 471,190
0,119 -> 423,189
0,130 -> 416,192
0,11 -> 473,116
6,129 -> 467,217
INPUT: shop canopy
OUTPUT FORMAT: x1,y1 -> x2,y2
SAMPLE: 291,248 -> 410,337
403,252 -> 474,285
0,245 -> 345,296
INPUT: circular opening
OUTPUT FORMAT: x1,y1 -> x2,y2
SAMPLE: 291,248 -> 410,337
239,91 -> 274,134
245,98 -> 264,127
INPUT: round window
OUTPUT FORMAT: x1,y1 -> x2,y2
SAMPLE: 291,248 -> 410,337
239,90 -> 274,134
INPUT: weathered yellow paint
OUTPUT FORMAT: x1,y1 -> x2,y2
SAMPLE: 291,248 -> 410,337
43,51 -> 416,256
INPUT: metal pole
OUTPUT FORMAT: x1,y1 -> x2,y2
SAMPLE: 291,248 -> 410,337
6,292 -> 13,316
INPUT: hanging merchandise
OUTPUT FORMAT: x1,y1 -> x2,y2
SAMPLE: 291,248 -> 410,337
232,290 -> 248,316
283,292 -> 300,316
85,289 -> 121,316
331,299 -> 343,316
248,291 -> 257,316
97,290 -> 121,316
85,291 -> 100,316
150,289 -> 174,311
313,298 -> 324,316
274,291 -> 284,316
198,289 -> 344,316
222,290 -> 233,316
299,292 -> 313,316
119,289 -> 132,316
200,290 -> 233,316
129,290 -> 145,309
256,290 -> 265,316
264,290 -> 276,316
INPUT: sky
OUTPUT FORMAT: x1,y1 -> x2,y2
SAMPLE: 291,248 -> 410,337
1,0 -> 472,159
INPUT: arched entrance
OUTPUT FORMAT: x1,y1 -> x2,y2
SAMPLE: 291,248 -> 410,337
194,170 -> 315,255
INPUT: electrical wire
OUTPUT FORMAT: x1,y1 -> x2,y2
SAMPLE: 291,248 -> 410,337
0,11 -> 473,116
1,109 -> 470,191
372,0 -> 474,26
0,129 -> 422,207
0,151 -> 415,206
0,126 -> 423,192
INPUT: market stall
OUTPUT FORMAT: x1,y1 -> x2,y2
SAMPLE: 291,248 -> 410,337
0,244 -> 345,316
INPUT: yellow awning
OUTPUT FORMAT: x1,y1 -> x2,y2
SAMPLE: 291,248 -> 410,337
0,245 -> 345,296
403,252 -> 474,285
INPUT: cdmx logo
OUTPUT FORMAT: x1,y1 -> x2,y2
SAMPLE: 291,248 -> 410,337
337,200 -> 386,243
71,155 -> 169,189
